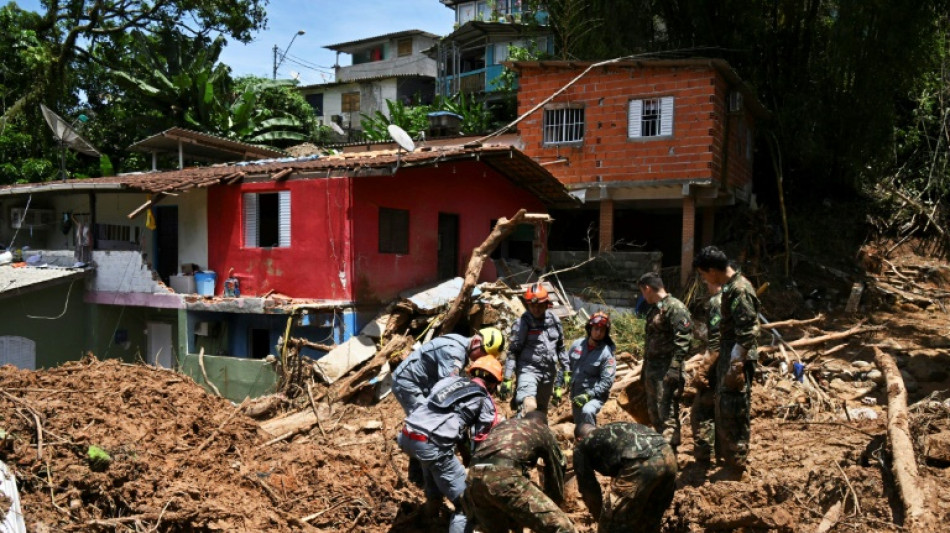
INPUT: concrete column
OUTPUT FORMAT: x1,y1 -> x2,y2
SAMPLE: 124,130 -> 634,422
599,198 -> 614,252
680,195 -> 696,287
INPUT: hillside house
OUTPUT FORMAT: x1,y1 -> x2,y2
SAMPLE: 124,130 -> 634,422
510,58 -> 768,286
298,30 -> 440,136
432,0 -> 552,98
0,144 -> 572,400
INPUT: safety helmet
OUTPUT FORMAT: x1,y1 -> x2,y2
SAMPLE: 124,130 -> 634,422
585,311 -> 611,336
524,283 -> 550,304
469,356 -> 503,383
478,327 -> 506,356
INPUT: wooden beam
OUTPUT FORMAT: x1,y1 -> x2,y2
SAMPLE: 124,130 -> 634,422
126,192 -> 166,220
271,168 -> 294,181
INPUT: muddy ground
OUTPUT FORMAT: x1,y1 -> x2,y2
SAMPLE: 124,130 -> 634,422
2,249 -> 950,532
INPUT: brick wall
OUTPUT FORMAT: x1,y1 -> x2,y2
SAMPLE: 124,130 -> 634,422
516,63 -> 755,191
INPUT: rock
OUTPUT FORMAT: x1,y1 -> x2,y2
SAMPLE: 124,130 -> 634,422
362,420 -> 383,431
852,360 -> 872,369
865,369 -> 884,384
846,407 -> 879,420
924,431 -> 950,464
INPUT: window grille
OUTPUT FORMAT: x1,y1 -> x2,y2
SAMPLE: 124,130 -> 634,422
542,107 -> 585,145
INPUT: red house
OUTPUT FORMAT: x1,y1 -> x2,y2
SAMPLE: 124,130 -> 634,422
207,145 -> 574,308
510,58 -> 767,284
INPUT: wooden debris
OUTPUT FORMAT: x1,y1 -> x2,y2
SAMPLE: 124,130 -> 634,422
873,346 -> 934,530
758,323 -> 876,355
437,210 -> 552,335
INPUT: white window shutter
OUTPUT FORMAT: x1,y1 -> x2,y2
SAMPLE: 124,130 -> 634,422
278,190 -> 292,247
628,99 -> 642,138
243,193 -> 258,247
660,96 -> 674,136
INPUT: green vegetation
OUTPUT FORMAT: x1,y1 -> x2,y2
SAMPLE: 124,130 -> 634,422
564,311 -> 646,358
359,94 -> 493,141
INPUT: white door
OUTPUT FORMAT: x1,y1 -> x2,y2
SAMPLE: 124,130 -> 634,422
0,336 -> 36,369
146,323 -> 174,368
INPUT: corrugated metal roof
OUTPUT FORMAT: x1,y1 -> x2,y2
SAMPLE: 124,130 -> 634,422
128,127 -> 286,162
0,145 -> 578,208
324,30 -> 440,52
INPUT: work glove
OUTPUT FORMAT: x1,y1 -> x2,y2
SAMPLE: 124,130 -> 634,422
552,387 -> 564,405
498,379 -> 515,400
572,393 -> 591,408
562,370 -> 573,388
664,365 -> 683,387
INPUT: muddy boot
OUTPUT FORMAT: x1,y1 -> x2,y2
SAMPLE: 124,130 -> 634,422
423,498 -> 442,522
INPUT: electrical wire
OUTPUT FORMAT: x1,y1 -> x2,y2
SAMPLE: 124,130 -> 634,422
26,279 -> 77,320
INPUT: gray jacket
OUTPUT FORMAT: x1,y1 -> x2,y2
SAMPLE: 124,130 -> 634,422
403,376 -> 499,449
566,337 -> 616,401
504,310 -> 568,380
392,334 -> 471,406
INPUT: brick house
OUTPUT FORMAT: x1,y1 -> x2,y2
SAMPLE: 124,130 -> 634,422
510,58 -> 768,285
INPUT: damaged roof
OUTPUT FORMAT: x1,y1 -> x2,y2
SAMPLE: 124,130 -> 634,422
0,264 -> 90,300
0,145 -> 577,208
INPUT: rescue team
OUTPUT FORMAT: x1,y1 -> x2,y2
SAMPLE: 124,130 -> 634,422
394,246 -> 760,533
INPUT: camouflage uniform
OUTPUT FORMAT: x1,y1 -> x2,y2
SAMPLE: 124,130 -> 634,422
505,310 -> 568,413
643,294 -> 693,449
574,422 -> 677,533
715,272 -> 760,468
565,337 -> 616,426
464,418 -> 575,533
392,334 -> 472,415
397,375 -> 499,533
692,291 -> 720,462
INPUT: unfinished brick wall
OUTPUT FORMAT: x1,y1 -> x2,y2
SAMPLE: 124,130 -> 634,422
516,63 -> 755,191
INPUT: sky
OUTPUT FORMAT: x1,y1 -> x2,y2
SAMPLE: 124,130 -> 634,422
15,0 -> 456,86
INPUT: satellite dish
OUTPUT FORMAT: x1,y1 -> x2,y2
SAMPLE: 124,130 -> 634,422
329,121 -> 345,136
387,124 -> 415,153
41,104 -> 102,181
40,104 -> 101,157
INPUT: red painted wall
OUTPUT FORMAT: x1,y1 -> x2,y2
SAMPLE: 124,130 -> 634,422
207,178 -> 353,300
516,64 -> 756,189
351,161 -> 547,304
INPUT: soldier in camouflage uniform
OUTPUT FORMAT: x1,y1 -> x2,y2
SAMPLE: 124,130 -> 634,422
636,272 -> 693,450
499,283 -> 569,416
690,280 -> 722,463
574,422 -> 677,533
693,246 -> 760,470
464,411 -> 575,533
397,357 -> 503,533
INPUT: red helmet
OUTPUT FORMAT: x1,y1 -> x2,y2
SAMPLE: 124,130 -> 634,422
586,311 -> 611,336
524,283 -> 550,304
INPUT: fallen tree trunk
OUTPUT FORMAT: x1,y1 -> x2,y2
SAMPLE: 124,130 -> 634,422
758,323 -> 875,355
759,314 -> 824,330
704,506 -> 793,531
437,210 -> 552,335
874,346 -> 934,531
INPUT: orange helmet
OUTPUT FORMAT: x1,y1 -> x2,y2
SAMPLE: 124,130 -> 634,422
586,311 -> 611,336
469,356 -> 503,383
524,283 -> 550,304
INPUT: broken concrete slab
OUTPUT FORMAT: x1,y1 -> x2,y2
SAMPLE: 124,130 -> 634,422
312,335 -> 377,385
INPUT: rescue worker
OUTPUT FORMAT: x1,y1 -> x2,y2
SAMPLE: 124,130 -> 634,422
499,283 -> 568,416
553,312 -> 616,426
693,246 -> 760,470
574,422 -> 677,533
690,279 -> 722,463
464,410 -> 575,533
637,272 -> 693,451
392,327 -> 504,485
393,327 -> 505,416
397,356 -> 503,533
